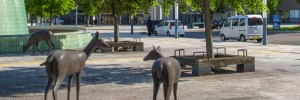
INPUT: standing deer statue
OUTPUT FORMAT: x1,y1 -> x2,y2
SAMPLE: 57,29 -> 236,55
40,32 -> 109,100
143,46 -> 181,100
23,30 -> 55,56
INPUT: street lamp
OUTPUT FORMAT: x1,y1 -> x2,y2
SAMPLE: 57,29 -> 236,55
75,3 -> 78,26
263,0 -> 267,45
131,15 -> 134,34
175,1 -> 179,38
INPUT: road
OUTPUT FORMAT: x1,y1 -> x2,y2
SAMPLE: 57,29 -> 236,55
85,26 -> 300,45
184,28 -> 300,45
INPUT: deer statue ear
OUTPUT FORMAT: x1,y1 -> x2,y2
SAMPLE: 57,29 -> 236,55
157,46 -> 161,52
95,31 -> 100,38
152,45 -> 155,50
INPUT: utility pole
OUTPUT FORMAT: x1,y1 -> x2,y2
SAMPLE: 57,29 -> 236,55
131,15 -> 134,34
263,0 -> 267,45
75,0 -> 78,26
175,1 -> 178,38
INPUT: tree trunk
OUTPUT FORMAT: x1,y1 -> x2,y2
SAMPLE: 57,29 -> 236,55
113,0 -> 119,43
113,16 -> 119,43
87,16 -> 90,26
203,0 -> 214,58
49,13 -> 53,26
30,14 -> 34,26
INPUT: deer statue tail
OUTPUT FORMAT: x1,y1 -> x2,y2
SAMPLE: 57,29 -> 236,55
157,63 -> 163,79
40,53 -> 54,66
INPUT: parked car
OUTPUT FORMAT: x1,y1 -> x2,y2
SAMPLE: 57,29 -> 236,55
211,20 -> 222,30
53,18 -> 64,25
148,20 -> 163,35
154,20 -> 185,37
220,15 -> 263,42
152,20 -> 163,28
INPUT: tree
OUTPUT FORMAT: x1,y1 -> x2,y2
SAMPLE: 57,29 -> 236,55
25,0 -> 75,26
161,0 -> 280,58
25,0 -> 49,26
98,0 -> 157,43
44,0 -> 75,26
79,0 -> 102,26
268,0 -> 282,14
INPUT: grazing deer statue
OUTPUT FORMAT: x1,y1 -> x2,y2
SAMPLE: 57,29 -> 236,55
40,32 -> 109,100
144,46 -> 181,100
23,30 -> 55,56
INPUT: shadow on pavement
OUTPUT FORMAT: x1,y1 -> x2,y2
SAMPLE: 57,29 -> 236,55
0,64 -> 152,97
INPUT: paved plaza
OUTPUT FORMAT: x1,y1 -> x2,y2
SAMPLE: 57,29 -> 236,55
1,27 -> 300,100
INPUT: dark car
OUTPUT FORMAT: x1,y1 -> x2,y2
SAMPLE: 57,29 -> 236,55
211,20 -> 222,30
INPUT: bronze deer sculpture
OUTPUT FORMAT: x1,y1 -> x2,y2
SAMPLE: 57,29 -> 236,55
23,30 -> 55,56
40,32 -> 109,100
144,46 -> 181,100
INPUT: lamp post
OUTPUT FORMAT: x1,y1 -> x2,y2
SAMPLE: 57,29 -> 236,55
75,3 -> 78,26
263,0 -> 267,45
175,1 -> 178,38
131,15 -> 134,34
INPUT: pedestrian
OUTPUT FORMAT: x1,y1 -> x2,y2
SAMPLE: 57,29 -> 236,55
146,16 -> 153,36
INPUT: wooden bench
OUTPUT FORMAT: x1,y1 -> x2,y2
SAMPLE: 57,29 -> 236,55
193,22 -> 205,28
171,48 -> 255,76
101,38 -> 144,52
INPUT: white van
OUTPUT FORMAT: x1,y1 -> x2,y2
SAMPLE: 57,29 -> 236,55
220,15 -> 263,42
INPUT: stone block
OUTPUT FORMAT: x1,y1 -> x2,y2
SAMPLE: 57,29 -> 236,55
192,62 -> 212,76
237,63 -> 255,72
133,45 -> 144,51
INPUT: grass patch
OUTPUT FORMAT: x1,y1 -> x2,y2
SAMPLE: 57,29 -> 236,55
268,26 -> 300,31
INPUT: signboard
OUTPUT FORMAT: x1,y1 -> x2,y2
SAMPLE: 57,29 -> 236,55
273,15 -> 280,30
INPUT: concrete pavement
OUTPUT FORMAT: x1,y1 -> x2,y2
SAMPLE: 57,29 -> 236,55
1,27 -> 300,100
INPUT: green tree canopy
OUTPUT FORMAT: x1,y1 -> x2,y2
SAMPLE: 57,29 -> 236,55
45,0 -> 75,25
25,0 -> 75,25
25,0 -> 48,17
79,0 -> 102,26
96,0 -> 157,43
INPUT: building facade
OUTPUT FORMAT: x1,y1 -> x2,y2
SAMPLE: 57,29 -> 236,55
276,0 -> 300,23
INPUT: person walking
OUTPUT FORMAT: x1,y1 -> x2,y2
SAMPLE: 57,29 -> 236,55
146,16 -> 153,36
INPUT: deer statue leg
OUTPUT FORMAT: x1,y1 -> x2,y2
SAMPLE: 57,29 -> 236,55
45,40 -> 52,55
76,72 -> 82,100
50,39 -> 55,51
67,75 -> 73,100
52,75 -> 65,100
32,43 -> 36,56
153,81 -> 161,100
163,82 -> 173,100
36,42 -> 44,55
173,82 -> 178,100
152,73 -> 160,100
44,75 -> 54,100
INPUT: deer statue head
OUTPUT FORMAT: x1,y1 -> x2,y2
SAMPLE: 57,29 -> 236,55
83,31 -> 109,59
23,45 -> 29,53
94,31 -> 109,48
143,45 -> 163,61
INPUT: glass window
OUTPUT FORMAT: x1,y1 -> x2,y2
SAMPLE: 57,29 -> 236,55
248,18 -> 263,26
224,20 -> 231,27
232,18 -> 239,26
163,22 -> 169,26
239,18 -> 245,26
171,22 -> 182,26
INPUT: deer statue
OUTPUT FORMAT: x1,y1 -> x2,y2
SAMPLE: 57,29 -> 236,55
23,30 -> 55,56
143,46 -> 182,100
40,31 -> 109,100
